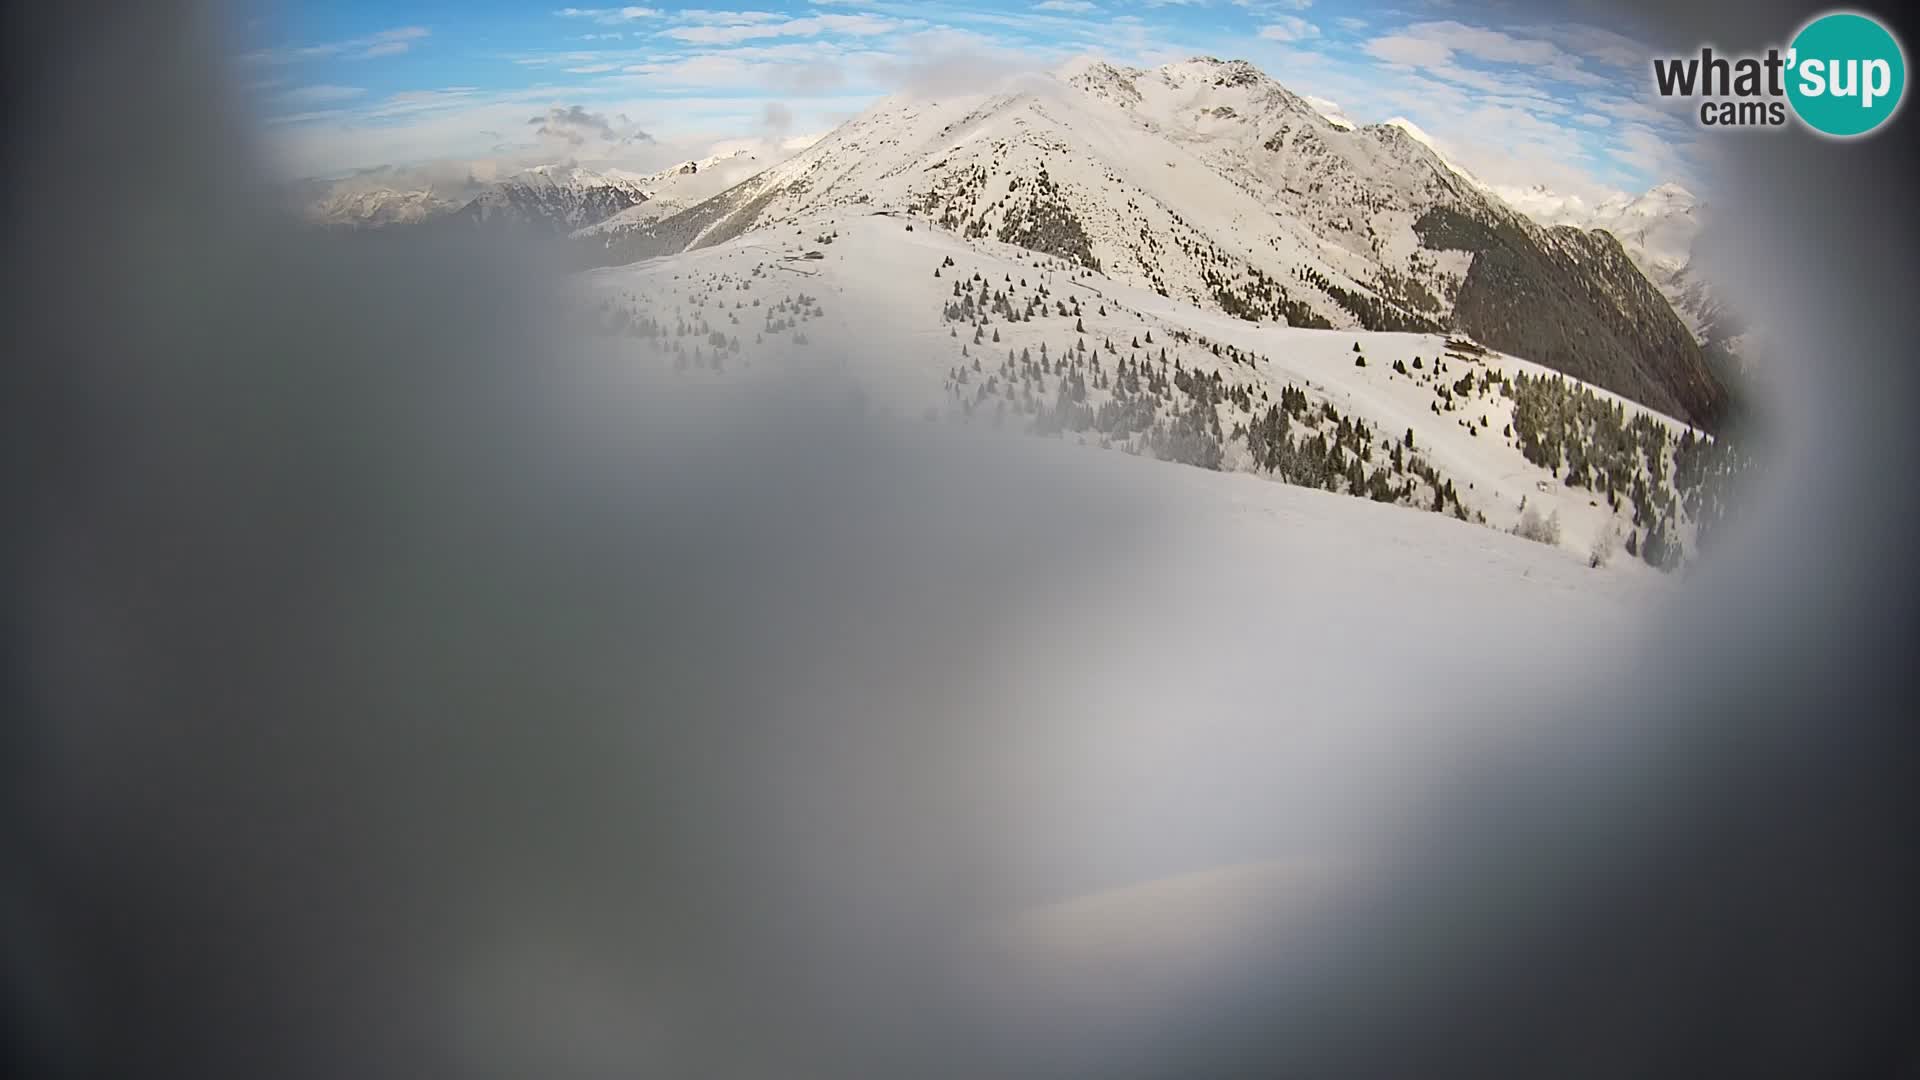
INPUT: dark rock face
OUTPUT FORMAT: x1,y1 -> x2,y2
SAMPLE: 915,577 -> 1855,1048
1417,207 -> 1729,430
581,180 -> 791,267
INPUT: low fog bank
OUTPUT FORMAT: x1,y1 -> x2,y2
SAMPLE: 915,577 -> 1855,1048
1,204 -> 1660,1072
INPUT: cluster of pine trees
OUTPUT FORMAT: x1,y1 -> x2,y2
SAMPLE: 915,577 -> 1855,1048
932,270 -> 1469,517
1236,392 -> 1466,515
1506,369 -> 1748,571
576,275 -> 832,366
1291,265 -> 1440,333
916,163 -> 991,235
993,165 -> 1101,271
914,160 -> 1102,271
590,252 -> 1736,570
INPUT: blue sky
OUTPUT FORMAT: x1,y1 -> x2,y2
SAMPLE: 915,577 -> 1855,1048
238,1 -> 1703,199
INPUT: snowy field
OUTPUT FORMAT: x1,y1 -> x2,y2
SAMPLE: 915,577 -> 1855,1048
579,208 -> 1707,574
545,164 -> 1729,1066
517,357 -> 1683,1071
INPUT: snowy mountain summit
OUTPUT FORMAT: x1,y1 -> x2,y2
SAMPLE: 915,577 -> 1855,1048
586,56 -> 1727,429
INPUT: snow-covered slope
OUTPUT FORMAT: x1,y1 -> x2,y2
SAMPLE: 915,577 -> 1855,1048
585,57 -> 1727,429
588,58 -> 1482,330
1378,117 -> 1477,187
574,147 -> 797,237
574,209 -> 1738,571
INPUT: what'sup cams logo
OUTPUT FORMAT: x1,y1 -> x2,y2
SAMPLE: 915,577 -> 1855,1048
1652,10 -> 1906,137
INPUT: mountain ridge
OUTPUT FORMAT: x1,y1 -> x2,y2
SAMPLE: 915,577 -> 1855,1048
581,56 -> 1727,429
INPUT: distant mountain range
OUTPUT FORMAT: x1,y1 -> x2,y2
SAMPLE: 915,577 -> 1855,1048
303,150 -> 781,236
305,163 -> 648,235
305,186 -> 464,228
1498,181 -> 1749,380
299,57 -> 1731,429
573,147 -> 786,236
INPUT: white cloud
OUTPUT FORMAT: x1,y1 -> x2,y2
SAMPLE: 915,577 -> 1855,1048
1586,93 -> 1694,128
355,27 -> 430,54
1536,24 -> 1648,70
1364,35 -> 1450,67
1257,46 -> 1332,70
1276,56 -> 1641,201
262,67 -> 852,179
513,51 -> 622,67
242,26 -> 430,65
1362,18 -> 1620,102
1258,16 -> 1321,43
281,84 -> 366,104
1428,64 -> 1554,98
660,13 -> 900,45
359,87 -> 487,118
1364,20 -> 1617,83
760,100 -> 794,135
1609,122 -> 1699,181
673,9 -> 787,24
1302,93 -> 1352,127
553,7 -> 662,24
618,42 -> 859,96
528,103 -> 653,146
858,27 -> 1058,98
262,4 -> 1697,202
1399,21 -> 1565,64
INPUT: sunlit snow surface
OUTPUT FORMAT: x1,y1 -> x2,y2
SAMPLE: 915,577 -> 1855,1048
556,213 -> 1679,1053
581,209 -> 1701,568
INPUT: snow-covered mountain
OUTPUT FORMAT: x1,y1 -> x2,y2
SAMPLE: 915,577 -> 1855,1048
301,151 -> 811,237
302,163 -> 650,234
574,147 -> 796,238
450,164 -> 649,233
305,186 -> 464,229
1330,124 -> 1743,378
573,206 -> 1741,573
1510,182 -> 1717,335
583,57 -> 1726,429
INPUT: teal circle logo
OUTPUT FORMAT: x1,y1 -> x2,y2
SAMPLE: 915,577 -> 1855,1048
1786,11 -> 1906,137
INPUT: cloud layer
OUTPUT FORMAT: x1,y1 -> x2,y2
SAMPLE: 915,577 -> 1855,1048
244,3 -> 1703,201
